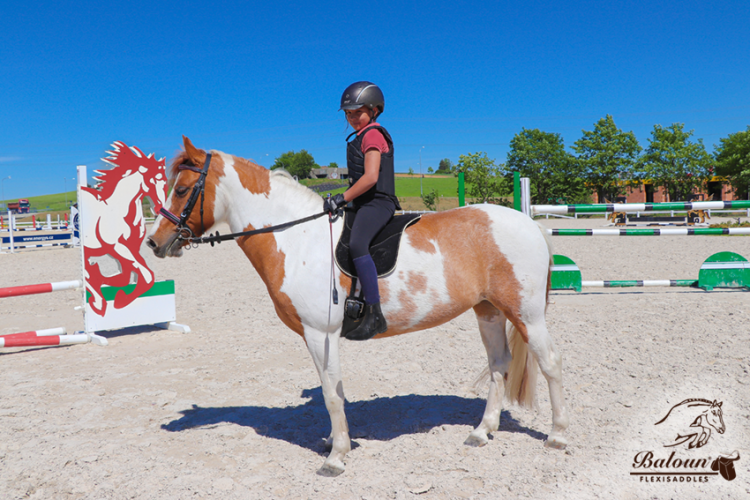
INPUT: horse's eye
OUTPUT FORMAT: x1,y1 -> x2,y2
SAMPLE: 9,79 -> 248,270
175,186 -> 189,197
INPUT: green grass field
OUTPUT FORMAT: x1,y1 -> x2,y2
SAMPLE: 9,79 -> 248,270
394,176 -> 458,198
1,191 -> 77,214
300,175 -> 459,198
3,175 -> 461,216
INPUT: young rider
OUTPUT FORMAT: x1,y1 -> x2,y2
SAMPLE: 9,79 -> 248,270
325,81 -> 400,341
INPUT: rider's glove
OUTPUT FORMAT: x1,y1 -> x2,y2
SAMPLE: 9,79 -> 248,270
324,193 -> 347,215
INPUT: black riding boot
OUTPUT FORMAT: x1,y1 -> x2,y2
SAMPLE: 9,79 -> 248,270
344,302 -> 387,341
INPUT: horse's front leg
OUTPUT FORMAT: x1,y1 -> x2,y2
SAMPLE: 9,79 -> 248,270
304,326 -> 350,476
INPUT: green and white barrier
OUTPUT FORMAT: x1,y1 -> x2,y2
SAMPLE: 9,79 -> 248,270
533,200 -> 750,216
551,252 -> 750,292
84,280 -> 187,333
548,227 -> 750,236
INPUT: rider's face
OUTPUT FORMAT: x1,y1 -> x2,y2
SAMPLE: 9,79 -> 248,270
344,106 -> 374,131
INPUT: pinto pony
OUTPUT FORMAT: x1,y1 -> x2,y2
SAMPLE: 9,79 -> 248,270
147,137 -> 569,476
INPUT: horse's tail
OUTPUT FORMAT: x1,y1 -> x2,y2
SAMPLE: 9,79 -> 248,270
535,221 -> 554,310
504,319 -> 539,408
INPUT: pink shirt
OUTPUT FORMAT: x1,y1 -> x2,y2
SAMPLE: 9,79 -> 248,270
358,123 -> 390,154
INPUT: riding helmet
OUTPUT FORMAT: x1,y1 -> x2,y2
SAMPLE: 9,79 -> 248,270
339,81 -> 385,115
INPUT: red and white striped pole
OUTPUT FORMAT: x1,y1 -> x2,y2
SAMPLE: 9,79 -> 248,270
0,328 -> 90,348
0,280 -> 81,299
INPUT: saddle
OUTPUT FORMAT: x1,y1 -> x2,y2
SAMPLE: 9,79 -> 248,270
334,210 -> 421,278
335,210 -> 421,337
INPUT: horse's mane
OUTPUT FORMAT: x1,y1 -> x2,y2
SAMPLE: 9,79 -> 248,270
228,153 -> 323,206
655,398 -> 714,425
168,148 -> 322,206
268,166 -> 324,205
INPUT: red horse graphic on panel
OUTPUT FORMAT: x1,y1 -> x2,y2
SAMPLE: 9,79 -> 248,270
81,142 -> 168,315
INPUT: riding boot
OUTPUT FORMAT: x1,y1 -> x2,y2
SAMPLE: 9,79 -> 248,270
345,302 -> 387,341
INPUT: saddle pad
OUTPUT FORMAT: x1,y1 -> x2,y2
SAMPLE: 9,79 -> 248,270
335,211 -> 421,278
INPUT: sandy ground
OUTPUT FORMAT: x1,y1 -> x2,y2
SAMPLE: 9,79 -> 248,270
1,215 -> 749,499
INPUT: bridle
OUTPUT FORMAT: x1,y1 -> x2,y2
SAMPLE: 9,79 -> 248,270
158,153 -> 213,242
157,152 -> 330,247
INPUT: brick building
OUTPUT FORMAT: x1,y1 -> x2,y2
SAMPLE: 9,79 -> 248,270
596,177 -> 735,203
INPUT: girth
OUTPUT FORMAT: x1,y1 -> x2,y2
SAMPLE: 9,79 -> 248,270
334,211 -> 421,278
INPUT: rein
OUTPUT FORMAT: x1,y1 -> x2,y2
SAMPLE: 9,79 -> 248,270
189,211 -> 329,247
158,152 -> 331,247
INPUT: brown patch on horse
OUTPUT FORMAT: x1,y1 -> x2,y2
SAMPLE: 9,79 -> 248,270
406,271 -> 428,294
379,278 -> 390,305
382,208 -> 527,341
232,155 -> 272,196
237,232 -> 304,337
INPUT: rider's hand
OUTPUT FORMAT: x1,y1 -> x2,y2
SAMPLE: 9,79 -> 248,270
324,193 -> 347,214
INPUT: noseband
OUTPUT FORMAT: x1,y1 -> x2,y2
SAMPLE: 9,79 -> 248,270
158,153 -> 213,241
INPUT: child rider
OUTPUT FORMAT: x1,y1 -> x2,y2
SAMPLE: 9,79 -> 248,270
324,81 -> 400,341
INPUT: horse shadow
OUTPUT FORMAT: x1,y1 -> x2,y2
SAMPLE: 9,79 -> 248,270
161,387 -> 547,454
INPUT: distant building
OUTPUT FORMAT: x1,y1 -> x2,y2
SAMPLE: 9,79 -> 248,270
310,167 -> 348,180
597,177 -> 734,203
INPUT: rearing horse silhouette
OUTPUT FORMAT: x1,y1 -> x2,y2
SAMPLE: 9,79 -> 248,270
147,137 -> 569,476
655,398 -> 725,449
81,142 -> 168,315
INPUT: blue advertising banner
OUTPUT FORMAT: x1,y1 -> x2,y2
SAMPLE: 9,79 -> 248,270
2,233 -> 72,244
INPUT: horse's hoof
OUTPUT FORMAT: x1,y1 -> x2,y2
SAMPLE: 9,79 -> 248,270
317,460 -> 345,477
545,436 -> 568,450
464,432 -> 489,447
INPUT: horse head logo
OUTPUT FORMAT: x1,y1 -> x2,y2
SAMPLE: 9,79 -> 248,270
655,398 -> 725,449
81,142 -> 167,316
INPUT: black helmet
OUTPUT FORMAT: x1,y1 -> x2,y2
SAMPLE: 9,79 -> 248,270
339,81 -> 384,115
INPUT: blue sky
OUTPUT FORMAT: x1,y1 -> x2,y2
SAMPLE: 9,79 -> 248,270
1,0 -> 748,200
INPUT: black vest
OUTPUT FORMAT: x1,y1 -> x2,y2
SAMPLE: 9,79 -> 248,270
346,125 -> 400,208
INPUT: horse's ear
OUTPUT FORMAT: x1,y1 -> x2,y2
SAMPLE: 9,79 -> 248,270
183,136 -> 206,165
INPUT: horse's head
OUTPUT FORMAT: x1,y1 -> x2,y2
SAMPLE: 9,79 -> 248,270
147,136 -> 223,258
706,400 -> 725,434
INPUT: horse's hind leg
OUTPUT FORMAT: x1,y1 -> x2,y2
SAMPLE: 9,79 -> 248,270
465,301 -> 512,447
523,319 -> 569,449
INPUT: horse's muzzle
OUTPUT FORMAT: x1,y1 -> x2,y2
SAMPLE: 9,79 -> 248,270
147,233 -> 183,259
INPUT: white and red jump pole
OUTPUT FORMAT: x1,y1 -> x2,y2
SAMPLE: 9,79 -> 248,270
0,279 -> 104,348
0,328 -> 90,348
0,280 -> 81,299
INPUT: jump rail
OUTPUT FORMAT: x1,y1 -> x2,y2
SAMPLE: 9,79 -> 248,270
548,228 -> 750,236
0,280 -> 81,299
551,252 -> 750,292
532,200 -> 750,216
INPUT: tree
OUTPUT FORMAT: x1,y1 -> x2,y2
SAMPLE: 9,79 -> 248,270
408,167 -> 415,176
271,150 -> 318,179
328,162 -> 339,169
436,158 -> 453,174
421,188 -> 439,211
640,123 -> 712,201
572,115 -> 642,202
427,166 -> 434,174
714,126 -> 750,199
455,152 -> 507,204
506,128 -> 589,205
